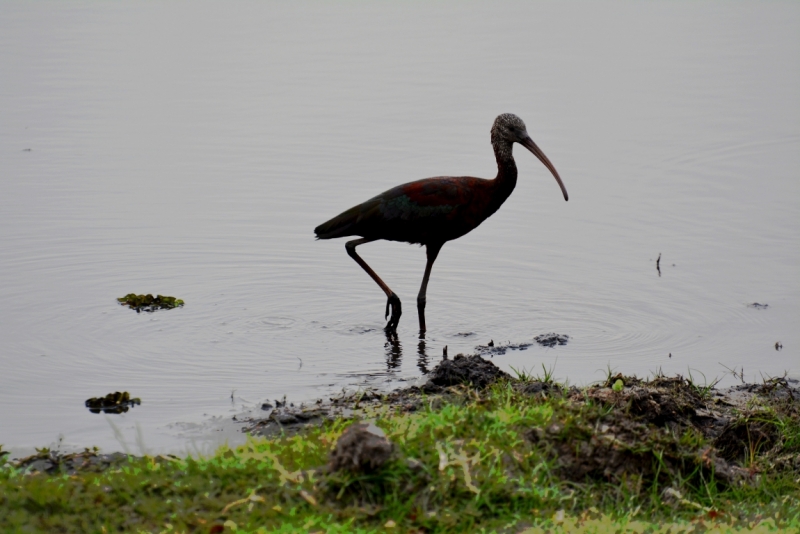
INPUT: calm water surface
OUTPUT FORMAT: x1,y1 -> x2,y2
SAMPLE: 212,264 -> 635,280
1,2 -> 798,455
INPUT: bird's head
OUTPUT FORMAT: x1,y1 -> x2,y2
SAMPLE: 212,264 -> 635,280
492,113 -> 568,201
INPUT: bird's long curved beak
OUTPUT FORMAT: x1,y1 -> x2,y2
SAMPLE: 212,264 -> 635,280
520,136 -> 568,201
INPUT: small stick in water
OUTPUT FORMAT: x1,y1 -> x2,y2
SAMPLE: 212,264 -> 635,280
656,253 -> 661,277
443,345 -> 448,360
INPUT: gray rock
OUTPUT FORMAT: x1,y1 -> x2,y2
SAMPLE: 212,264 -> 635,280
329,422 -> 393,473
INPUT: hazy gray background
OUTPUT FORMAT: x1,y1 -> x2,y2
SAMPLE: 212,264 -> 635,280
1,1 -> 798,455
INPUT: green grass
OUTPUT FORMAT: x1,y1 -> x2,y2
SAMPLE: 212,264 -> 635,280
509,362 -> 558,385
1,381 -> 798,533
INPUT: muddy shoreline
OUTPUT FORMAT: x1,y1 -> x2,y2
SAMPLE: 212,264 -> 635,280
11,353 -> 799,483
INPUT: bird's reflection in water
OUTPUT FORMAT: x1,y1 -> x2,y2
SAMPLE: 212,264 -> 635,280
384,331 -> 436,374
417,333 -> 430,374
384,331 -> 402,370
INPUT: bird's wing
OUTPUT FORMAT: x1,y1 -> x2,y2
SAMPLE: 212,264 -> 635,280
314,176 -> 485,240
378,177 -> 476,221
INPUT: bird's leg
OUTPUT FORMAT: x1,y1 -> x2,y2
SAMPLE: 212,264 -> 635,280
417,243 -> 442,334
345,238 -> 402,332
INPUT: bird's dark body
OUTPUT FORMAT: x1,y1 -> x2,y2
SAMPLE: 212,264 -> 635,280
314,113 -> 567,333
314,174 -> 515,245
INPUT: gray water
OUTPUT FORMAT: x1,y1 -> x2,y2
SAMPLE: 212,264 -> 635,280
1,1 -> 798,456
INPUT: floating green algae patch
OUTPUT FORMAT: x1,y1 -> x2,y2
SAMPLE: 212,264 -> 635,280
1,377 -> 799,533
117,293 -> 184,312
85,391 -> 141,414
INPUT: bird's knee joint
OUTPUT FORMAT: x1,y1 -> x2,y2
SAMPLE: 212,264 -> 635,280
345,241 -> 358,257
417,296 -> 426,307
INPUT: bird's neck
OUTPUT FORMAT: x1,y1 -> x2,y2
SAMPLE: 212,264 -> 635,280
491,137 -> 518,207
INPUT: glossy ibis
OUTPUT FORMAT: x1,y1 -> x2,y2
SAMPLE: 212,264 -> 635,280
315,113 -> 568,333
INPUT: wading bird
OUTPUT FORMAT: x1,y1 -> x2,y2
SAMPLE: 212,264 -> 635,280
314,113 -> 568,333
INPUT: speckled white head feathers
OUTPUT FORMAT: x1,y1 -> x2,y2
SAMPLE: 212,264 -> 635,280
491,113 -> 530,144
490,113 -> 569,201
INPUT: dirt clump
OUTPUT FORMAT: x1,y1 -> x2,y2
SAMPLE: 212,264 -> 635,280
544,371 -> 800,484
423,353 -> 511,391
714,419 -> 780,463
727,377 -> 799,416
578,374 -> 708,430
526,410 -> 745,487
328,422 -> 394,474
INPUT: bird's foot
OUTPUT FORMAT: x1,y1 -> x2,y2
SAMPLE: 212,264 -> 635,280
384,293 -> 402,332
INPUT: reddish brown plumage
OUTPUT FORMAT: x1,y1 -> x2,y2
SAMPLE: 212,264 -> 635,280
315,113 -> 568,333
314,176 -> 506,245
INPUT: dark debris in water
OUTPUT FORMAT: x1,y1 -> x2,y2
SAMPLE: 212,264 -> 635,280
747,302 -> 769,309
534,332 -> 570,347
85,391 -> 141,414
474,333 -> 569,355
349,326 -> 377,334
117,293 -> 184,313
475,340 -> 533,356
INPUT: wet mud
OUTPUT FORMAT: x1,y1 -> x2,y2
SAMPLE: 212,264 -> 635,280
8,447 -> 159,476
243,355 -> 799,489
12,353 -> 799,488
243,355 -> 511,438
542,373 -> 800,485
243,388 -> 428,439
